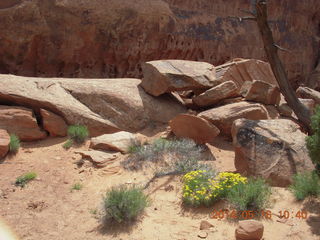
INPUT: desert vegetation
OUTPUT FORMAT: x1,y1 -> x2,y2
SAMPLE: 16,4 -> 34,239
63,125 -> 89,149
9,134 -> 20,153
104,185 -> 150,223
15,172 -> 37,188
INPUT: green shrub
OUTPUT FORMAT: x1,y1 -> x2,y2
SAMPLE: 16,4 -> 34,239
62,139 -> 74,149
15,172 -> 37,187
67,125 -> 89,143
71,183 -> 83,191
104,185 -> 149,223
182,171 -> 246,207
306,105 -> 320,171
226,178 -> 271,211
289,171 -> 320,200
9,134 -> 20,153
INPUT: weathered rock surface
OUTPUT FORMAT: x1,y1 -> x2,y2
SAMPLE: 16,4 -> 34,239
75,150 -> 120,167
296,87 -> 320,104
40,109 -> 68,137
235,220 -> 264,240
0,105 -> 47,141
232,119 -> 314,187
215,59 -> 278,90
141,60 -> 216,96
0,129 -> 10,158
198,102 -> 269,136
0,74 -> 185,136
0,0 -> 318,89
199,220 -> 214,230
90,131 -> 136,153
241,80 -> 280,105
169,114 -> 220,144
192,81 -> 238,107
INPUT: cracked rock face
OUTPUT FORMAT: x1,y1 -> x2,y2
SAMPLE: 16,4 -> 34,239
231,119 -> 314,187
0,105 -> 47,141
0,74 -> 186,136
0,0 -> 318,88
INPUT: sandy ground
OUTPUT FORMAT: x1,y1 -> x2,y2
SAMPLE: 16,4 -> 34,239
0,134 -> 320,240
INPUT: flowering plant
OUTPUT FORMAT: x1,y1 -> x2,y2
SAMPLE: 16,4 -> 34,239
182,170 -> 247,206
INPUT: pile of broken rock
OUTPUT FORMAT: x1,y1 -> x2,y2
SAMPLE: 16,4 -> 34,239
1,58 -> 319,186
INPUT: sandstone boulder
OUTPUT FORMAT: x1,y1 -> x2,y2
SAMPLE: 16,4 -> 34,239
75,150 -> 120,168
169,114 -> 220,144
296,87 -> 320,104
198,102 -> 269,136
90,131 -> 136,153
192,81 -> 238,107
240,80 -> 280,105
0,75 -> 185,136
232,119 -> 314,187
140,60 -> 216,96
235,220 -> 264,240
40,109 -> 68,137
0,129 -> 10,158
0,105 -> 47,141
215,59 -> 278,91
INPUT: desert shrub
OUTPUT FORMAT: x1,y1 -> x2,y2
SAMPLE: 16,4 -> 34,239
71,183 -> 83,191
62,139 -> 74,149
9,134 -> 20,153
289,171 -> 320,200
306,105 -> 320,171
182,171 -> 247,207
15,172 -> 37,187
67,125 -> 89,143
124,138 -> 206,171
104,185 -> 149,223
226,178 -> 271,211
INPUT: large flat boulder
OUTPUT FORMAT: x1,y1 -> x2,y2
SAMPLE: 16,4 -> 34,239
240,80 -> 280,105
192,81 -> 238,107
140,60 -> 216,96
232,119 -> 314,187
215,59 -> 278,91
90,131 -> 136,153
0,75 -> 185,136
198,102 -> 269,136
0,129 -> 10,158
169,114 -> 220,144
296,87 -> 320,104
0,106 -> 47,141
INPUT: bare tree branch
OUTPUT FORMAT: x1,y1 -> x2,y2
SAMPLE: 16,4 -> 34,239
254,0 -> 311,133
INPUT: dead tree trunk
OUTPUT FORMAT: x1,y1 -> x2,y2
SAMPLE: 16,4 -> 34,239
255,0 -> 312,133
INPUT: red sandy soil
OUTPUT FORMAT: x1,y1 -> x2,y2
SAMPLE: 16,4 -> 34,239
0,134 -> 319,240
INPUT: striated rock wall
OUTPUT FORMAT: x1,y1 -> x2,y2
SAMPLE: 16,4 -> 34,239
0,0 -> 319,88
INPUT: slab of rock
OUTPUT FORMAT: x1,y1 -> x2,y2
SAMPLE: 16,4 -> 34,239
198,102 -> 269,136
200,220 -> 214,230
0,75 -> 185,136
40,109 -> 68,137
232,119 -> 314,187
75,150 -> 120,167
215,59 -> 278,91
192,81 -> 238,107
0,129 -> 10,158
235,220 -> 264,240
241,80 -> 280,105
278,98 -> 315,117
141,60 -> 216,96
169,114 -> 220,144
0,105 -> 47,141
296,87 -> 320,104
90,131 -> 136,153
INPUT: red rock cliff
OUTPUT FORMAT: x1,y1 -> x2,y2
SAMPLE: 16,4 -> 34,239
0,0 -> 319,88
